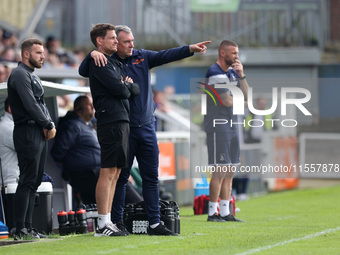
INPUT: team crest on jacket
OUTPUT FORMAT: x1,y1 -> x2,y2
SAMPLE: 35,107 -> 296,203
133,58 -> 144,65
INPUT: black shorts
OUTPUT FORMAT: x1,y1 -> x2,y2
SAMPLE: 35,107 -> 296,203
206,132 -> 240,165
97,121 -> 130,169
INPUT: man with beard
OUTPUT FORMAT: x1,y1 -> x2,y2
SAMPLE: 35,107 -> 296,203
7,38 -> 56,239
204,40 -> 248,222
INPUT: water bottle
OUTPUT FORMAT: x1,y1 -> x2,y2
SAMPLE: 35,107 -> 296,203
68,210 -> 76,227
230,195 -> 236,216
91,204 -> 98,231
85,205 -> 93,232
163,207 -> 175,233
76,209 -> 87,234
170,201 -> 180,234
57,211 -> 68,235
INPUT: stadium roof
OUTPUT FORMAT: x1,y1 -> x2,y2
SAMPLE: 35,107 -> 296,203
0,80 -> 90,97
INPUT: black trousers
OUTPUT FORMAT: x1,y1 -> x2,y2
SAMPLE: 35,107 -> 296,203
13,124 -> 47,231
125,182 -> 143,204
68,169 -> 100,205
67,169 -> 142,207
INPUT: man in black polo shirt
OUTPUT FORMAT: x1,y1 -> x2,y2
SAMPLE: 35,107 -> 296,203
7,38 -> 56,239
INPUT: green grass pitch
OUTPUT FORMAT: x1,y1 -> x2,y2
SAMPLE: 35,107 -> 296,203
1,184 -> 340,255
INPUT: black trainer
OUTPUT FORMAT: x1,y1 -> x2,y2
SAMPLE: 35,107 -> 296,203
114,222 -> 130,236
147,223 -> 178,236
28,228 -> 47,238
221,214 -> 244,222
94,223 -> 126,237
13,228 -> 31,240
207,213 -> 225,222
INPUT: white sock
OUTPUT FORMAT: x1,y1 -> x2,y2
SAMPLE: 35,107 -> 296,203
150,223 -> 160,229
219,199 -> 230,217
208,202 -> 219,216
108,212 -> 111,222
97,214 -> 108,229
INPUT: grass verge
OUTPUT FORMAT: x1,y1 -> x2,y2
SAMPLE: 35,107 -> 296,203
1,184 -> 340,255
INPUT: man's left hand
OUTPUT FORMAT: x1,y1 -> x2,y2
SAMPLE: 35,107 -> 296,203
44,128 -> 56,141
189,41 -> 211,55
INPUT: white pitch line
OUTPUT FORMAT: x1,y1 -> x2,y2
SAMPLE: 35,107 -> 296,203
234,226 -> 340,255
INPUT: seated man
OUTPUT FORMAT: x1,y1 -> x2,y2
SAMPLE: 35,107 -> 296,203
0,98 -> 20,187
51,95 -> 100,205
52,95 -> 142,208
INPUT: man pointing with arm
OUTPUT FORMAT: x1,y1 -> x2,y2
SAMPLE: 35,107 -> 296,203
79,25 -> 210,235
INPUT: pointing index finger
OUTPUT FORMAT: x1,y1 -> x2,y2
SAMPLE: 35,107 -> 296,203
200,41 -> 212,46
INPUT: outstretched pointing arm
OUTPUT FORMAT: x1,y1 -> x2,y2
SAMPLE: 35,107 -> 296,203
189,41 -> 211,55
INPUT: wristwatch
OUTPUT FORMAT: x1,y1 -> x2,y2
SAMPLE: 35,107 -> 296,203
46,121 -> 55,130
239,75 -> 246,80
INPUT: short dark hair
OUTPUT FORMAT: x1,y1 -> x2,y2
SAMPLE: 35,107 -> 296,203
90,23 -> 116,47
74,95 -> 89,112
21,38 -> 43,55
4,97 -> 10,112
218,40 -> 238,52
